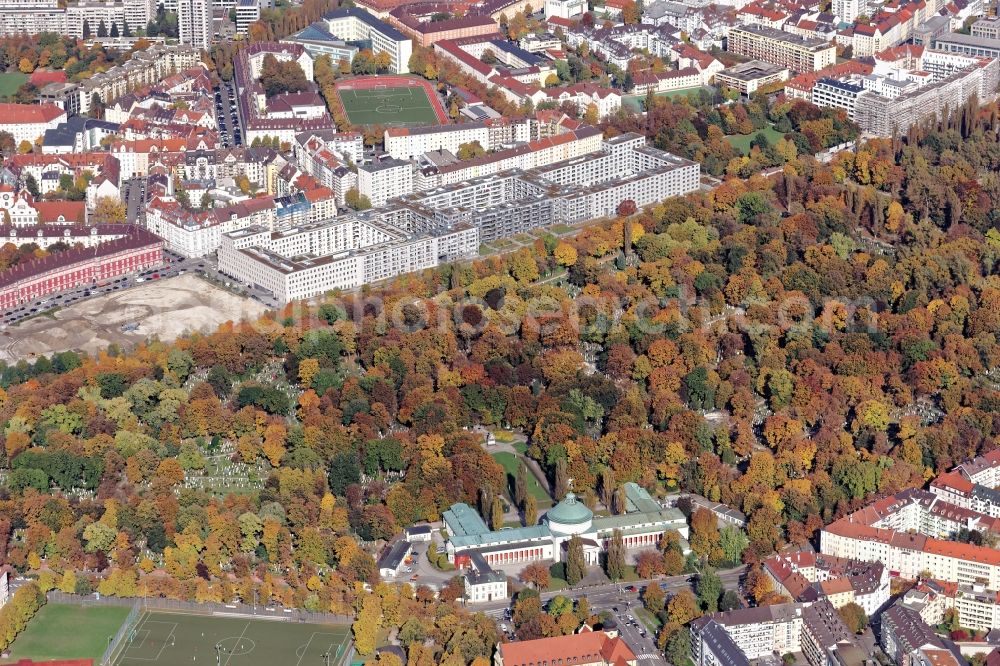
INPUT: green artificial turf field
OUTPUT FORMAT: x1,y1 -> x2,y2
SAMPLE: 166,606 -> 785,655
7,603 -> 131,662
337,85 -> 441,127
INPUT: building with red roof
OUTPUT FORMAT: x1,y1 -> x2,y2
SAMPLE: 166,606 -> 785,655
495,628 -> 636,666
0,226 -> 162,310
0,103 -> 66,146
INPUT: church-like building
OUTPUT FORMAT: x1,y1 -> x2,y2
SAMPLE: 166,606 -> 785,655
444,482 -> 690,569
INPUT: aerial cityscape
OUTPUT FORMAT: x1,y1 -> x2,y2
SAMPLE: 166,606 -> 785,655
0,0 -> 996,662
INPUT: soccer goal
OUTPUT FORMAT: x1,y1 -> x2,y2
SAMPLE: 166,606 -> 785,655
102,600 -> 143,666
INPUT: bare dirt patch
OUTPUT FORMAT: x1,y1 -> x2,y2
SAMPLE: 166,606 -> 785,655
0,274 -> 267,362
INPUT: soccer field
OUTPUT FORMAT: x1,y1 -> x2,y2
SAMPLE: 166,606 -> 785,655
111,611 -> 352,666
337,85 -> 442,127
8,603 -> 131,662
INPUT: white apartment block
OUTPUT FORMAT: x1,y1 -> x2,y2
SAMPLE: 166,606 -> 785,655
727,24 -> 836,72
0,104 -> 67,145
67,1 -> 126,38
178,0 -> 212,49
399,133 -> 700,243
0,0 -> 68,37
416,126 -> 604,191
144,197 -> 276,257
124,0 -> 155,31
694,605 -> 804,659
235,0 -> 260,34
853,59 -> 999,136
811,78 -> 865,119
358,158 -> 413,207
385,123 -> 490,161
319,8 -> 411,74
217,214 -> 478,302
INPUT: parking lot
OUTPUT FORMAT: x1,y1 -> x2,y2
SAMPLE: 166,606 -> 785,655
0,273 -> 266,362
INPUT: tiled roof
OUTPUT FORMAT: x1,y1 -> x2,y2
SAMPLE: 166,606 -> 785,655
0,103 -> 65,125
498,631 -> 635,666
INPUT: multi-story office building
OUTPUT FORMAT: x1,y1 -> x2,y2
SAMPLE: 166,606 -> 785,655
727,24 -> 836,72
178,0 -> 212,49
318,8 -> 412,74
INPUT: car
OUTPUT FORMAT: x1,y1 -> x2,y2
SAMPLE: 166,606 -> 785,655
499,623 -> 507,632
151,273 -> 159,279
410,574 -> 419,581
626,585 -> 638,592
626,615 -> 634,621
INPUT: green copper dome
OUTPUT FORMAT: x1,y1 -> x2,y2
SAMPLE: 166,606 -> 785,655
546,493 -> 594,525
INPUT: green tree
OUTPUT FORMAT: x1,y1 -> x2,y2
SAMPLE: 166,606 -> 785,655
696,569 -> 723,612
605,529 -> 627,581
565,535 -> 587,585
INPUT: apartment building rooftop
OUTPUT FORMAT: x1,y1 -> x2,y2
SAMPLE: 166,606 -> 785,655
734,22 -> 833,50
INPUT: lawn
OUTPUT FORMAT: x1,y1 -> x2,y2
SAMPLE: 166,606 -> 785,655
0,73 -> 27,99
111,611 -> 351,666
634,606 -> 663,632
8,603 -> 131,662
492,451 -> 552,508
623,86 -> 710,112
337,85 -> 441,127
724,125 -> 786,155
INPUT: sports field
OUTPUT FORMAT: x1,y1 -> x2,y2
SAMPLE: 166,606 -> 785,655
110,611 -> 352,666
337,85 -> 442,127
8,603 -> 132,662
0,72 -> 27,99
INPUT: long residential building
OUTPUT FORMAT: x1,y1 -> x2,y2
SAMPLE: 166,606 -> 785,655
384,118 -> 536,160
0,225 -> 162,310
821,479 -> 1000,587
727,24 -> 836,72
76,44 -> 204,115
853,59 -> 998,136
217,212 -> 478,302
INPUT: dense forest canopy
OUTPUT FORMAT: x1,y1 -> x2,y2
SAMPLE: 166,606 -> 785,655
0,92 -> 998,663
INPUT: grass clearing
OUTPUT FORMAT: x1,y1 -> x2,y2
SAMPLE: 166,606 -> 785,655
9,603 -> 131,662
0,73 -> 27,99
635,606 -> 663,632
724,125 -> 786,155
492,451 -> 552,508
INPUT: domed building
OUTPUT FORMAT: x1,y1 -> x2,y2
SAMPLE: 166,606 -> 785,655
545,493 -> 594,535
443,482 -> 690,575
